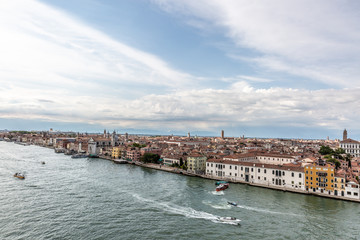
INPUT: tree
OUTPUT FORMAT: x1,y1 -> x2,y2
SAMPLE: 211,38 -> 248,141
326,158 -> 340,169
319,146 -> 333,155
140,153 -> 160,164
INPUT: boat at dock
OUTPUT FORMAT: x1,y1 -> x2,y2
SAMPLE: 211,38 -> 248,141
113,159 -> 128,164
14,173 -> 25,180
71,154 -> 88,159
216,183 -> 229,191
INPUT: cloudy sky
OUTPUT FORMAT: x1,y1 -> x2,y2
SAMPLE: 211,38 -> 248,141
1,0 -> 360,139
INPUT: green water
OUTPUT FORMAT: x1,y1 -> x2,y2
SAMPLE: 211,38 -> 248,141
0,142 -> 359,239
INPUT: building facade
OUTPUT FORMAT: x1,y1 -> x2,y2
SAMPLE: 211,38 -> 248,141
305,165 -> 335,195
206,159 -> 305,191
187,154 -> 207,174
340,138 -> 360,158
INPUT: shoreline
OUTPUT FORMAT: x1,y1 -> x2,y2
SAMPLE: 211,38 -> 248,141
4,142 -> 359,203
98,155 -> 360,203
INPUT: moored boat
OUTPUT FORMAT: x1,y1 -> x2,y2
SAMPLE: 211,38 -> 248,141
216,183 -> 229,191
71,154 -> 88,159
14,173 -> 25,179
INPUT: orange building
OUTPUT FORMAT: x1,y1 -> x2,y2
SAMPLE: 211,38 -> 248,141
305,164 -> 335,194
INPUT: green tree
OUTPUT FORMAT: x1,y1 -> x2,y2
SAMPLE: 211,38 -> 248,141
319,146 -> 333,155
140,153 -> 160,164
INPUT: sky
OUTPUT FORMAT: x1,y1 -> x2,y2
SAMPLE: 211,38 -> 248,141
1,0 -> 360,139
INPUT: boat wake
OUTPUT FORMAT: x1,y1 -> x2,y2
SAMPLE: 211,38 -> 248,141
132,194 -> 237,225
210,191 -> 224,196
235,204 -> 299,216
202,200 -> 231,210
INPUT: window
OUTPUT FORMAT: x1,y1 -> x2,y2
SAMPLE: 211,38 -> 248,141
235,166 -> 237,170
264,177 -> 266,181
272,170 -> 275,175
241,167 -> 243,171
251,168 -> 253,172
258,169 -> 260,173
354,192 -> 358,196
241,174 -> 243,177
258,176 -> 260,180
230,166 -> 232,170
230,173 -> 232,176
283,171 -> 285,176
299,173 -> 302,178
264,169 -> 267,174
292,172 -> 294,177
211,164 -> 213,167
207,163 -> 209,167
235,173 -> 237,177
347,191 -> 352,195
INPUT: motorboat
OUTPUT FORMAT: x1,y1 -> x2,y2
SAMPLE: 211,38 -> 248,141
218,217 -> 241,225
41,161 -> 45,164
215,181 -> 228,186
227,201 -> 237,206
216,183 -> 229,191
14,173 -> 25,180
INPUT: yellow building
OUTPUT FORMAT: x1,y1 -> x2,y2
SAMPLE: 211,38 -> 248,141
187,154 -> 207,174
305,164 -> 335,194
111,147 -> 122,159
334,173 -> 346,197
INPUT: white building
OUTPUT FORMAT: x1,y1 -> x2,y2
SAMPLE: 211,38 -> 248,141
206,159 -> 305,191
340,139 -> 360,157
345,181 -> 360,199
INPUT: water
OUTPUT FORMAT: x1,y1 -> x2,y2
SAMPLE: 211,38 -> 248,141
1,142 -> 359,240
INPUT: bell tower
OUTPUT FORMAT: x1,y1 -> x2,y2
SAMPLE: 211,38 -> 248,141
343,129 -> 347,141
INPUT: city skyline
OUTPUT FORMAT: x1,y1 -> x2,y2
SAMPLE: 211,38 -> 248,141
1,0 -> 360,139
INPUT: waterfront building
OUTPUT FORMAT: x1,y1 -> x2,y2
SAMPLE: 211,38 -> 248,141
88,138 -> 98,156
112,147 -> 122,159
162,156 -> 181,166
206,159 -> 305,191
126,149 -> 140,161
340,138 -> 360,157
334,172 -> 346,197
345,181 -> 360,199
305,164 -> 335,195
187,154 -> 207,174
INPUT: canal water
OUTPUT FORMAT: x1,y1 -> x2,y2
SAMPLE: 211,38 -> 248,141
0,141 -> 359,239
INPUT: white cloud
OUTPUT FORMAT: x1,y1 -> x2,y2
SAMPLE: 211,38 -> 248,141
153,0 -> 360,87
0,0 -> 195,95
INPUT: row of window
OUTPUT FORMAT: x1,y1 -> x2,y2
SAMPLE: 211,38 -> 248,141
208,164 -> 302,178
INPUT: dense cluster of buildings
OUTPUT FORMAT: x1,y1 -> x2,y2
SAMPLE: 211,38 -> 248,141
1,128 -> 360,201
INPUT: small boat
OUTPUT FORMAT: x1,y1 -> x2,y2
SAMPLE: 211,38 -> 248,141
215,181 -> 228,186
14,173 -> 25,180
218,217 -> 241,225
227,201 -> 237,206
41,161 -> 45,164
71,154 -> 88,159
216,183 -> 229,191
